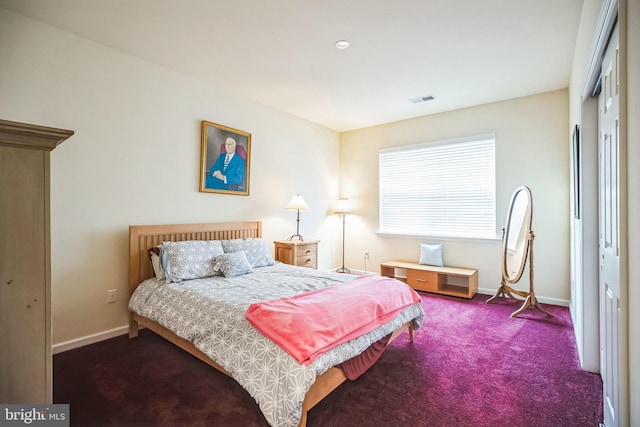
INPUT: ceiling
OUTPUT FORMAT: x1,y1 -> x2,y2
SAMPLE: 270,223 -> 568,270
0,0 -> 584,132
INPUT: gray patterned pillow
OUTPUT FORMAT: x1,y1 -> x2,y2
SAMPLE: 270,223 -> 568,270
213,251 -> 254,278
221,238 -> 275,268
160,240 -> 224,282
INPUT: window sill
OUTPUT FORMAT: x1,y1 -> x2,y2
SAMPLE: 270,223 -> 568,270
376,232 -> 501,244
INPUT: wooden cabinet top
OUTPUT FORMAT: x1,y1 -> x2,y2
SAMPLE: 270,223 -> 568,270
274,239 -> 319,245
380,260 -> 477,277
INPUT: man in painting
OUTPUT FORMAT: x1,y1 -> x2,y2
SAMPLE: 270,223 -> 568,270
206,136 -> 246,191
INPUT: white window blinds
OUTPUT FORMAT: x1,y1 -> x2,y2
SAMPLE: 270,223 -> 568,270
379,136 -> 496,239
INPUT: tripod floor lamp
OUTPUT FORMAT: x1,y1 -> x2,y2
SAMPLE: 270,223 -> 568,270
285,194 -> 310,241
335,198 -> 351,273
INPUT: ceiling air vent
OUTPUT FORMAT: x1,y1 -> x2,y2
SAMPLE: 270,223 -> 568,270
409,95 -> 435,104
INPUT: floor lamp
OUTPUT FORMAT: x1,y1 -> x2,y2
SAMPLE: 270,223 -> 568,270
335,198 -> 351,273
285,194 -> 310,241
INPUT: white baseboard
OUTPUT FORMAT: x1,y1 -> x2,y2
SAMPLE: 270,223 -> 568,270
476,287 -> 569,307
331,267 -> 375,275
52,325 -> 129,354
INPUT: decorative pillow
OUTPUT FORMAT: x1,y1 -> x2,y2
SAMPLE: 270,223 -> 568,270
419,243 -> 444,267
213,251 -> 254,278
160,240 -> 224,282
221,238 -> 275,268
149,248 -> 166,280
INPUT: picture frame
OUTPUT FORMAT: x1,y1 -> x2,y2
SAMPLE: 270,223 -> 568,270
572,124 -> 580,219
199,121 -> 251,195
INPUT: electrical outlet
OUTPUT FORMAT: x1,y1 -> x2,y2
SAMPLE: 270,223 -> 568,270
107,289 -> 117,304
364,251 -> 370,260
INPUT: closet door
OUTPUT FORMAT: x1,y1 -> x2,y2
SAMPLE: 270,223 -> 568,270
599,24 -> 625,427
0,145 -> 50,403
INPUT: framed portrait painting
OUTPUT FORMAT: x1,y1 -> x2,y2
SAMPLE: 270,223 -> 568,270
199,121 -> 251,195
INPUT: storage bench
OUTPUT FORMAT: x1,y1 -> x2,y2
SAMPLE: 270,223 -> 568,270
380,260 -> 478,299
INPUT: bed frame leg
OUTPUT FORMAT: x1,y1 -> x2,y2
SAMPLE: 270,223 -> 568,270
129,317 -> 139,338
298,410 -> 307,427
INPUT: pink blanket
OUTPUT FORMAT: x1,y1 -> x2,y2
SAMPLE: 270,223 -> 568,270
245,275 -> 421,365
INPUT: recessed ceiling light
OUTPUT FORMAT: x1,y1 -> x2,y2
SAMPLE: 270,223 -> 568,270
335,40 -> 350,49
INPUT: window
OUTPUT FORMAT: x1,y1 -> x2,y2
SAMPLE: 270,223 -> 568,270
379,135 -> 496,239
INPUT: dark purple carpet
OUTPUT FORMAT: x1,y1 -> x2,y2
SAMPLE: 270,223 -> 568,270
54,293 -> 603,426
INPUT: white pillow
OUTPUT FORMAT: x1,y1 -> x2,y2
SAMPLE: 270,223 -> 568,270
160,240 -> 224,282
149,249 -> 166,280
419,243 -> 444,267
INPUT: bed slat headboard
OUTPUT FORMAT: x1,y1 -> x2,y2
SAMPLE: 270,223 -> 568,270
129,221 -> 262,296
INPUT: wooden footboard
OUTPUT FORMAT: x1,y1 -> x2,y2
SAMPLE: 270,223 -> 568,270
298,320 -> 413,427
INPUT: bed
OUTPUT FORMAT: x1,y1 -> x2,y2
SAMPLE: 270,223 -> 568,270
128,221 -> 424,427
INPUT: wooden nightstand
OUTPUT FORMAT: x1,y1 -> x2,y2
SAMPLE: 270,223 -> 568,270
274,240 -> 319,269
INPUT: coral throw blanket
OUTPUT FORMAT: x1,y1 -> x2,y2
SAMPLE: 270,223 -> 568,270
245,275 -> 421,365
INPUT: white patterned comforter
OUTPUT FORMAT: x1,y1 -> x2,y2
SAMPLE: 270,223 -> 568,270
129,263 -> 424,427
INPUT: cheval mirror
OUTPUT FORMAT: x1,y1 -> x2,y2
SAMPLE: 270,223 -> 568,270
486,186 -> 552,317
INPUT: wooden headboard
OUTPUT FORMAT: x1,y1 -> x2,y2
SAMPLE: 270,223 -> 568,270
128,221 -> 262,296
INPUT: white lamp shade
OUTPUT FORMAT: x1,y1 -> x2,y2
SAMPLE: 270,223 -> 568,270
285,194 -> 310,211
334,198 -> 351,214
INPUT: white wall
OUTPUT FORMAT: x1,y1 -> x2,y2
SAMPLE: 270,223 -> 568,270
0,8 -> 342,347
568,0 -> 603,373
339,90 -> 570,304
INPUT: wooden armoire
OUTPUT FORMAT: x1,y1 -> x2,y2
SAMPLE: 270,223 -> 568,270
0,119 -> 74,403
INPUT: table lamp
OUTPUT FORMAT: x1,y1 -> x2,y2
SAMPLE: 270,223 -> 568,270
285,194 -> 310,241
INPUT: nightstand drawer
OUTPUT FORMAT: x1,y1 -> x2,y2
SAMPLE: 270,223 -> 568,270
296,244 -> 316,257
407,270 -> 438,291
296,255 -> 317,269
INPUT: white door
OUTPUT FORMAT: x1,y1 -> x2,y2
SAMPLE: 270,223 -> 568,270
599,24 -> 624,427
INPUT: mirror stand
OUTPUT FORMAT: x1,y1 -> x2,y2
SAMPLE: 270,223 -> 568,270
487,231 -> 552,318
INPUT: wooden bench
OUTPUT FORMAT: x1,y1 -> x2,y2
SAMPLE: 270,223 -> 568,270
380,261 -> 478,299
